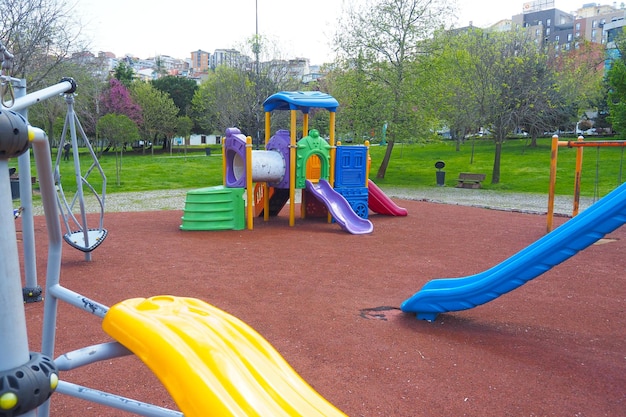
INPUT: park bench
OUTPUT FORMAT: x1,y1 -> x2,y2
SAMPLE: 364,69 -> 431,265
456,172 -> 486,189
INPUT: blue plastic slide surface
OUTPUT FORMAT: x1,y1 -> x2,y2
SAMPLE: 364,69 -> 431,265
305,179 -> 373,234
402,181 -> 626,321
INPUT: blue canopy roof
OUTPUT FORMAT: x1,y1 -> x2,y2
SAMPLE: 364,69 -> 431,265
263,91 -> 338,113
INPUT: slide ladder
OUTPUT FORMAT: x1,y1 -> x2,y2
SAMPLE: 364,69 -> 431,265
180,186 -> 245,231
402,181 -> 626,321
102,296 -> 348,417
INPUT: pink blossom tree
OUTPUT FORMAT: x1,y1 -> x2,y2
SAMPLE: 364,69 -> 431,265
100,78 -> 143,127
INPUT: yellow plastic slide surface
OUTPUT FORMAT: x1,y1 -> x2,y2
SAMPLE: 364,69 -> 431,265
102,296 -> 348,417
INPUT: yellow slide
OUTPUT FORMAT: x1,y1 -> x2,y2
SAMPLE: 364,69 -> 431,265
102,296 -> 348,417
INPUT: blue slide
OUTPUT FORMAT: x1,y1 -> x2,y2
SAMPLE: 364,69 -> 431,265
305,179 -> 373,234
402,181 -> 626,321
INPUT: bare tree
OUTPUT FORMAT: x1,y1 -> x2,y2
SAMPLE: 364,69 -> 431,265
335,0 -> 455,179
0,0 -> 86,89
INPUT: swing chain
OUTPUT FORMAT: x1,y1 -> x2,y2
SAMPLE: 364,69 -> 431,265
0,41 -> 15,108
594,146 -> 600,202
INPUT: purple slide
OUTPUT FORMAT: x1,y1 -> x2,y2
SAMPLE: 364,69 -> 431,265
305,179 -> 373,234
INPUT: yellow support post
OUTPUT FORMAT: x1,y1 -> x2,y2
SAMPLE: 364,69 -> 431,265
303,113 -> 309,139
289,110 -> 297,227
329,111 -> 336,186
327,111 -> 337,224
263,112 -> 271,221
246,136 -> 253,230
221,134 -> 227,186
365,140 -> 371,187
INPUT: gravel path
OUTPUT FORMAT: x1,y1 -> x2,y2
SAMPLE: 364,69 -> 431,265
34,185 -> 595,217
383,186 -> 595,216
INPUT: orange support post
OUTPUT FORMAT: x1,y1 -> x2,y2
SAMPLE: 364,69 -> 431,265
547,135 -> 559,233
573,136 -> 584,217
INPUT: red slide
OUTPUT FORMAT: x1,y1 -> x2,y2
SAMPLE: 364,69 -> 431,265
368,180 -> 408,216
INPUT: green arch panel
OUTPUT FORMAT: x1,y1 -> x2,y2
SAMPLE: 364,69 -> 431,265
295,130 -> 331,189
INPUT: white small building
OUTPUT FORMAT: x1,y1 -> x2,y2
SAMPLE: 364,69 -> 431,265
172,134 -> 221,146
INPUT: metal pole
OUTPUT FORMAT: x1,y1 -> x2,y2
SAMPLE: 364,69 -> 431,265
0,160 -> 31,369
12,78 -> 42,302
10,78 -> 75,113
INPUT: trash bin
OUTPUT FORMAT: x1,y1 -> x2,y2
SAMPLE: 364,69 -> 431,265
205,148 -> 211,156
10,180 -> 19,199
435,160 -> 446,186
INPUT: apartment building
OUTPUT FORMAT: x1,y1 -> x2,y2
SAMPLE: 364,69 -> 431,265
190,50 -> 211,75
509,2 -> 625,51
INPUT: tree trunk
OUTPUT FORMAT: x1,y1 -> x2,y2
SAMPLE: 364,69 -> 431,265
376,140 -> 395,179
115,152 -> 122,186
491,137 -> 503,184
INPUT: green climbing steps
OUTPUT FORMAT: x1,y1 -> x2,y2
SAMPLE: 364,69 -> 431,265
180,186 -> 245,231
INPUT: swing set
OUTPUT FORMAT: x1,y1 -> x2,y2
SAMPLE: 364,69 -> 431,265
547,134 -> 626,232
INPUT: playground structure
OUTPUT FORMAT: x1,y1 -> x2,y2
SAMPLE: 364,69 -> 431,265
0,90 -> 351,414
180,91 -> 407,234
547,134 -> 626,232
1,42 -> 620,414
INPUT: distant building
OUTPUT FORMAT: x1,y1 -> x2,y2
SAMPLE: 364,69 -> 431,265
512,2 -> 575,49
172,134 -> 221,146
190,50 -> 211,75
210,49 -> 250,69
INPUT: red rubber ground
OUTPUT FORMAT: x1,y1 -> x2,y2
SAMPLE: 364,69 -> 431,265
20,199 -> 625,416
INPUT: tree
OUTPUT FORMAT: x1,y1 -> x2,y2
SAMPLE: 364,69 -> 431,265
131,81 -> 178,153
334,0 -> 454,179
151,76 -> 198,117
422,30 -> 485,149
431,29 -> 566,184
190,66 -> 256,136
113,61 -> 135,87
547,40 -> 605,140
324,54 -> 387,143
175,115 -> 193,156
100,78 -> 143,126
27,58 -> 107,146
606,30 -> 626,135
152,56 -> 169,79
96,114 -> 140,185
0,0 -> 87,89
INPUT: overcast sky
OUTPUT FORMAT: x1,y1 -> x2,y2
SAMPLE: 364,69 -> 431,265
76,0 -> 586,64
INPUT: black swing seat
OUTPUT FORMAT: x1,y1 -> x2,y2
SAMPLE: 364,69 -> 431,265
63,228 -> 108,252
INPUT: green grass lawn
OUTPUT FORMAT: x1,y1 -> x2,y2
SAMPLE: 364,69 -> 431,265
368,137 -> 626,197
11,138 -> 626,198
